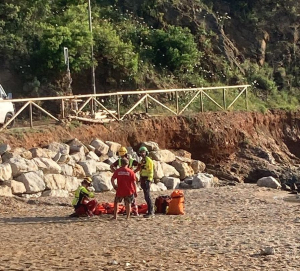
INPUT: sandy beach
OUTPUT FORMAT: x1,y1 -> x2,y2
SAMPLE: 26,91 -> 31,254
0,184 -> 300,270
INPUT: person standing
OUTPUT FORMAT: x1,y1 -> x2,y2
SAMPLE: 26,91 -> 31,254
110,146 -> 139,216
111,158 -> 137,220
71,177 -> 97,217
138,146 -> 154,218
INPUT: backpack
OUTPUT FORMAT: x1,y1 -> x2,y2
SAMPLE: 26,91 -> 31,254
167,189 -> 185,215
155,195 -> 171,214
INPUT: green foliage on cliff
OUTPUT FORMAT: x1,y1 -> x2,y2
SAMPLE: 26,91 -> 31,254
0,0 -> 299,110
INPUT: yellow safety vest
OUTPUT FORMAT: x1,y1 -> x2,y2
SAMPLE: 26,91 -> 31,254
140,156 -> 154,181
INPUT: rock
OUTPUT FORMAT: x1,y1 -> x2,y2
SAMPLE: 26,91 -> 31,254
141,141 -> 160,151
70,152 -> 86,163
11,180 -> 26,194
191,160 -> 206,173
48,142 -> 70,155
86,151 -> 100,162
33,158 -> 62,174
161,176 -> 180,189
0,185 -> 13,197
0,144 -> 11,155
153,161 -> 164,179
171,149 -> 192,159
260,247 -> 275,255
92,172 -> 113,192
156,182 -> 168,191
21,192 -> 42,198
65,176 -> 80,192
78,159 -> 97,176
171,160 -> 194,179
105,141 -> 121,153
96,162 -> 111,172
68,138 -> 89,154
90,139 -> 109,155
30,148 -> 56,159
175,156 -> 193,163
150,150 -> 176,163
13,148 -> 32,160
161,162 -> 180,177
44,174 -> 66,190
103,157 -> 118,166
73,164 -> 86,178
42,189 -> 69,197
60,164 -> 73,176
257,176 -> 281,189
191,173 -> 215,189
16,171 -> 46,193
150,183 -> 163,192
8,158 -> 39,178
0,163 -> 12,181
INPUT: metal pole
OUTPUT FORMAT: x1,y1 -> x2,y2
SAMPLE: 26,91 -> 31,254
88,0 -> 97,114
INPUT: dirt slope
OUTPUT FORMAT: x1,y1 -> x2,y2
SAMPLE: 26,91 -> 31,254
1,110 -> 300,182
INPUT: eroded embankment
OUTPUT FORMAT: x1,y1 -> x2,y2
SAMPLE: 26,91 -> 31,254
1,110 -> 299,163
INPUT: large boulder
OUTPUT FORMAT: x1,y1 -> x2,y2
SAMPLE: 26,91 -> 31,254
96,162 -> 111,172
105,141 -> 121,153
8,158 -> 39,178
86,151 -> 100,162
65,176 -> 81,192
153,161 -> 164,179
191,160 -> 206,173
60,164 -> 73,176
16,171 -> 46,193
11,180 -> 26,194
0,163 -> 12,181
68,138 -> 89,154
161,176 -> 180,189
171,160 -> 194,179
0,144 -> 11,155
42,189 -> 69,197
150,150 -> 176,163
0,185 -> 12,197
90,139 -> 109,155
33,158 -> 62,174
141,141 -> 160,151
191,173 -> 215,189
48,142 -> 70,156
73,164 -> 86,178
44,174 -> 66,190
92,172 -> 113,192
161,162 -> 180,178
30,148 -> 56,159
78,159 -> 97,176
257,176 -> 281,189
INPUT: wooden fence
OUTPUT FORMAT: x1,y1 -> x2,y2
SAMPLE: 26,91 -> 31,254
0,84 -> 250,131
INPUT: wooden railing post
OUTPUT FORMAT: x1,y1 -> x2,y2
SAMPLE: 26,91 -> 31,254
29,102 -> 33,128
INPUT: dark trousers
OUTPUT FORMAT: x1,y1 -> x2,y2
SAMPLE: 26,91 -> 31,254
140,177 -> 153,215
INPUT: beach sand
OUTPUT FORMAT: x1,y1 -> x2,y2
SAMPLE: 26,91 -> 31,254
0,184 -> 299,270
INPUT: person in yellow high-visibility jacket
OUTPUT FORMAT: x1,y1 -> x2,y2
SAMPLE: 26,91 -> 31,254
138,146 -> 154,218
71,177 -> 97,217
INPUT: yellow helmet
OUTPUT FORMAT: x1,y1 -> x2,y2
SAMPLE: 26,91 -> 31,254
118,146 -> 127,156
83,176 -> 92,184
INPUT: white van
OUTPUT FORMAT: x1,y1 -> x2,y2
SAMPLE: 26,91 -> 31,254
0,84 -> 15,128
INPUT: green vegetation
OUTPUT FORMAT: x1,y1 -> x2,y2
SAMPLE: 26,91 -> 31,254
0,0 -> 299,112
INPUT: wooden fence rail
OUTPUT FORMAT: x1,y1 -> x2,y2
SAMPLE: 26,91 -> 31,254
0,84 -> 250,131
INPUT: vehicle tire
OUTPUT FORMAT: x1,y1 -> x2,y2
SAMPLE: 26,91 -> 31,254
4,112 -> 14,128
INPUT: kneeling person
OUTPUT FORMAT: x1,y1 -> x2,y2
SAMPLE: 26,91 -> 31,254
111,158 -> 137,220
71,177 -> 97,217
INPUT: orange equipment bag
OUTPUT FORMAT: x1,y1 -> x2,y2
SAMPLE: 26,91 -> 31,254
167,189 -> 185,215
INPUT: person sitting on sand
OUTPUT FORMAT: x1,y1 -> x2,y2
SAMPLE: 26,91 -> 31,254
111,158 -> 137,220
71,177 -> 97,217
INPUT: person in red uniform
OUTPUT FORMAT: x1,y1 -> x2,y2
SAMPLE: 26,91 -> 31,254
111,158 -> 137,220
